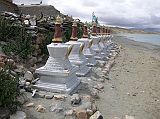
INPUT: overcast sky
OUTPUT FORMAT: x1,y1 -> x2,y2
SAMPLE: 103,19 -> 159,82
13,0 -> 160,29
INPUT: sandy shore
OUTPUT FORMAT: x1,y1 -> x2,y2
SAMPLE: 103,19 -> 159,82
96,36 -> 160,119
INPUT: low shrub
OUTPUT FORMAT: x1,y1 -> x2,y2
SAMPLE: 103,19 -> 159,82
2,27 -> 33,60
0,66 -> 21,113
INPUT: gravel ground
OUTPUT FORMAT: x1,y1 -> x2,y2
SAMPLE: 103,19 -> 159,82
96,36 -> 160,119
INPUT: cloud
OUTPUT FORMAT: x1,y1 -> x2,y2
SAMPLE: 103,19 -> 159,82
13,0 -> 160,29
82,1 -> 98,7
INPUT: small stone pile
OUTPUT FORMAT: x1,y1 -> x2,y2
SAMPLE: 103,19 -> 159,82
23,92 -> 102,119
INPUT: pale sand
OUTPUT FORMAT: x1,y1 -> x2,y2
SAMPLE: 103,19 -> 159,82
96,36 -> 160,119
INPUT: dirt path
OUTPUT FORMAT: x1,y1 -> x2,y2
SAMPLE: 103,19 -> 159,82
96,36 -> 160,119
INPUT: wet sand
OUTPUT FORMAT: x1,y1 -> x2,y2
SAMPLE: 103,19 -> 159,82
96,36 -> 160,119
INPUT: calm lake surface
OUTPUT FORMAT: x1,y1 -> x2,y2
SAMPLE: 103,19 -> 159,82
119,33 -> 160,46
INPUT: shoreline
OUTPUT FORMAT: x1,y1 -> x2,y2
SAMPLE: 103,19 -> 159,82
115,33 -> 160,46
96,36 -> 160,119
113,35 -> 160,60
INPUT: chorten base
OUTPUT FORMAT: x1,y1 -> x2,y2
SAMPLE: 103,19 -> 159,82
94,53 -> 105,60
91,46 -> 105,60
83,48 -> 97,66
32,77 -> 80,94
33,68 -> 80,94
75,64 -> 91,76
85,54 -> 97,66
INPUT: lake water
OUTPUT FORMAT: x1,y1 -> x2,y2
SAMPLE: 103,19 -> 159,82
119,33 -> 160,46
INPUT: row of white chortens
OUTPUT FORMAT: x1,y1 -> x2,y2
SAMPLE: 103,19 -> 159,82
33,16 -> 114,94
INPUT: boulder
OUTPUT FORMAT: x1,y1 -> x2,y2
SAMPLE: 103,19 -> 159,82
37,57 -> 43,62
25,102 -> 35,107
7,59 -> 14,65
71,94 -> 81,105
91,89 -> 99,98
89,111 -> 103,119
29,57 -> 37,66
36,105 -> 46,113
91,103 -> 97,113
14,65 -> 25,74
24,71 -> 34,81
87,109 -> 93,116
45,94 -> 54,99
54,94 -> 65,100
50,102 -> 64,113
25,82 -> 31,86
76,109 -> 88,119
93,84 -> 104,90
64,109 -> 74,116
10,111 -> 26,119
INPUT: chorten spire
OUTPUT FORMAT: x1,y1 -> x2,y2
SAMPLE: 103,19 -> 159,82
83,25 -> 88,38
52,15 -> 63,43
92,22 -> 97,36
96,25 -> 100,35
105,27 -> 108,35
102,26 -> 106,35
70,21 -> 78,41
100,26 -> 103,35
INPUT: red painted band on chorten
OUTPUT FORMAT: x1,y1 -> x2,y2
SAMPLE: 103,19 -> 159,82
83,25 -> 88,38
52,16 -> 63,43
54,24 -> 62,40
70,23 -> 78,41
97,26 -> 100,35
102,27 -> 105,35
100,27 -> 103,35
92,24 -> 97,36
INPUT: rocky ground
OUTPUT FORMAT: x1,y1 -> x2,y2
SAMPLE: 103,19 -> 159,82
9,35 -> 160,119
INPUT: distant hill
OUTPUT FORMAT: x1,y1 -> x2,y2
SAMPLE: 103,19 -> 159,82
0,0 -> 19,13
110,27 -> 160,34
136,28 -> 160,32
18,5 -> 63,18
